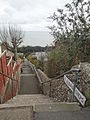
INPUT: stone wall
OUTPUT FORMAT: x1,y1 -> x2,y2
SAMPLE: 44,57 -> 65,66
37,69 -> 50,95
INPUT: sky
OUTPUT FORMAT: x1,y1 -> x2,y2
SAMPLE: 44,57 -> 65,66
0,0 -> 72,31
0,0 -> 72,46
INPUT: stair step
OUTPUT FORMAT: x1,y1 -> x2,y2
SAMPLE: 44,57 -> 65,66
34,108 -> 90,120
6,94 -> 54,106
19,74 -> 40,94
22,67 -> 33,74
5,94 -> 81,112
0,105 -> 33,120
0,94 -> 81,120
34,102 -> 81,112
21,74 -> 35,76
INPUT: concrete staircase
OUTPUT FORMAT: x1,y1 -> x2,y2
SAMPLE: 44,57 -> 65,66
0,94 -> 81,120
19,74 -> 40,94
4,94 -> 80,111
19,61 -> 40,95
0,61 -> 90,120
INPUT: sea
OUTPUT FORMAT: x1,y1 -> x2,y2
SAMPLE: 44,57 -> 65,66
23,31 -> 54,47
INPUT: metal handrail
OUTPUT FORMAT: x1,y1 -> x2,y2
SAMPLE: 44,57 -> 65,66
42,68 -> 80,97
0,72 -> 18,99
29,61 -> 81,102
42,70 -> 72,84
0,72 -> 18,82
29,61 -> 72,96
41,69 -> 72,97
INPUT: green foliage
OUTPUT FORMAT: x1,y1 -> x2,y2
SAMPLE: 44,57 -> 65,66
28,54 -> 44,71
45,46 -> 71,77
46,0 -> 90,77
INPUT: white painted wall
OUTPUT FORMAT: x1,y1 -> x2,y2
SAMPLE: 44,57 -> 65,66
35,52 -> 47,61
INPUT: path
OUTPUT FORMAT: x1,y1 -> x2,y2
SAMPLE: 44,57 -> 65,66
19,60 -> 40,94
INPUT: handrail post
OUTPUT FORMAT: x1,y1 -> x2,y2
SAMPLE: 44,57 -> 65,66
11,76 -> 13,98
41,83 -> 43,94
1,58 -> 5,85
49,80 -> 52,97
0,96 -> 1,104
71,68 -> 80,101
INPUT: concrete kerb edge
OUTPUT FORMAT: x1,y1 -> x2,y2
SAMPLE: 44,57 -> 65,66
0,104 -> 33,110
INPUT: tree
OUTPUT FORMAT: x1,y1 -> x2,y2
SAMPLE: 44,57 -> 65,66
46,0 -> 90,77
0,26 -> 10,51
48,0 -> 90,62
9,25 -> 24,60
0,25 -> 24,60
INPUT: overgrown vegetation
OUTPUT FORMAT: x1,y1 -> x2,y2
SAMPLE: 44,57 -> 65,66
28,53 -> 45,71
45,0 -> 90,77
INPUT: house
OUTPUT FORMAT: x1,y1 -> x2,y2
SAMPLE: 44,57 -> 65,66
35,52 -> 48,61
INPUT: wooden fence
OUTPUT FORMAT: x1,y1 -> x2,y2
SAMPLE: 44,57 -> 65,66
0,50 -> 21,103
